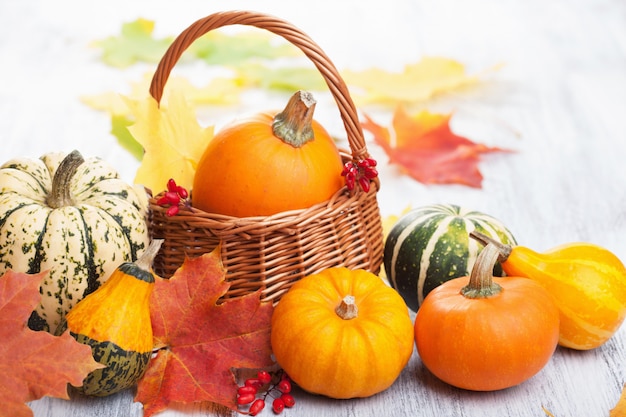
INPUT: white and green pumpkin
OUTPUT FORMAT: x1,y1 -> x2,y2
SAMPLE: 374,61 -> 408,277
0,150 -> 150,332
383,204 -> 517,312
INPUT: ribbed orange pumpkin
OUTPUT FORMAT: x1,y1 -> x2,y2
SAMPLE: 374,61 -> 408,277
271,267 -> 414,399
192,91 -> 344,217
414,243 -> 560,391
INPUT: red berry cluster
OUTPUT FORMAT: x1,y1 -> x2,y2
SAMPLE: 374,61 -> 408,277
341,157 -> 378,192
237,370 -> 295,415
156,178 -> 189,216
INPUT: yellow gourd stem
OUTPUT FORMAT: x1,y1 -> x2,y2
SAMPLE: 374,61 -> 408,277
461,243 -> 503,299
335,295 -> 358,320
271,91 -> 316,148
47,150 -> 84,208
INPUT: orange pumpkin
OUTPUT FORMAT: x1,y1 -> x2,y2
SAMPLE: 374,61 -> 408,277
414,243 -> 560,391
271,267 -> 414,399
192,91 -> 344,217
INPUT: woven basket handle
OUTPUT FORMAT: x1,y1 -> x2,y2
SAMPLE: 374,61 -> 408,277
149,10 -> 369,160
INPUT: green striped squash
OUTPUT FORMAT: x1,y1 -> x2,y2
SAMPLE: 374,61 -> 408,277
383,204 -> 517,312
0,150 -> 150,332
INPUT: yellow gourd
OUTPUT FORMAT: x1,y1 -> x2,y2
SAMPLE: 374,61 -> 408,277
65,239 -> 163,396
271,267 -> 414,399
471,231 -> 626,350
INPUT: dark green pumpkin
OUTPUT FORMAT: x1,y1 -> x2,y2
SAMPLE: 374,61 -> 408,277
383,204 -> 517,312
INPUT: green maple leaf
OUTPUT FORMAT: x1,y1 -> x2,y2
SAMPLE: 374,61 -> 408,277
236,63 -> 327,92
91,18 -> 173,67
189,31 -> 299,66
110,114 -> 144,161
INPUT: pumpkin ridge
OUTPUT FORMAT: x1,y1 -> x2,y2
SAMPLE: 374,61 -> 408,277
75,206 -> 101,297
0,200 -> 38,231
27,209 -> 51,274
94,206 -> 144,261
5,162 -> 50,196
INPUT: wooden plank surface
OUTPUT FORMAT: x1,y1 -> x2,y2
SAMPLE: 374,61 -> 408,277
1,0 -> 625,416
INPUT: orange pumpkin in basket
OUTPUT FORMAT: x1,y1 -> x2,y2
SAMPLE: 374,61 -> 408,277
192,90 -> 344,217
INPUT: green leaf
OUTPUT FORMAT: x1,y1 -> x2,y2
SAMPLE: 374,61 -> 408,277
110,114 -> 144,161
236,63 -> 327,92
189,31 -> 300,66
91,18 -> 173,67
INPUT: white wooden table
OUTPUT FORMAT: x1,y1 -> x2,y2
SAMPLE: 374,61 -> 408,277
2,0 -> 626,416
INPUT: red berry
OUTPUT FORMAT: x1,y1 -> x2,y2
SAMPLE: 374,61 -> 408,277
361,157 -> 377,167
257,370 -> 271,384
280,393 -> 295,408
277,379 -> 291,394
363,166 -> 378,179
164,191 -> 181,205
245,378 -> 263,388
249,399 -> 265,416
167,178 -> 178,192
358,176 -> 371,193
272,397 -> 285,414
176,185 -> 189,199
237,385 -> 257,396
237,393 -> 255,405
165,205 -> 179,217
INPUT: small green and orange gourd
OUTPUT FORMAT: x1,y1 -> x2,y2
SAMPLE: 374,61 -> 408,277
471,231 -> 626,350
64,239 -> 163,396
192,90 -> 344,217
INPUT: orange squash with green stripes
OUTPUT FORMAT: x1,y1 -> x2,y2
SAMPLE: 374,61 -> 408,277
471,231 -> 626,350
65,239 -> 162,396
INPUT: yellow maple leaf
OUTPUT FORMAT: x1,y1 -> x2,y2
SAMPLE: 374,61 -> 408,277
81,72 -> 243,116
127,88 -> 214,192
343,56 -> 501,105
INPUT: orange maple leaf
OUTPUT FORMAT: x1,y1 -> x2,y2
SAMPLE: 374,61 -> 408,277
0,271 -> 103,417
135,247 -> 275,416
362,107 -> 512,188
611,384 -> 626,417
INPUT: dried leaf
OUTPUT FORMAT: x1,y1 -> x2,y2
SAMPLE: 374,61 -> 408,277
363,107 -> 512,188
135,248 -> 274,416
0,271 -> 103,417
127,88 -> 214,192
343,57 -> 500,105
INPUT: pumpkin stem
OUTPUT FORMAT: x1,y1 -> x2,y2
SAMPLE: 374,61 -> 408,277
469,230 -> 512,262
47,150 -> 85,209
461,243 -> 503,299
272,91 -> 316,148
335,295 -> 358,320
135,239 -> 164,272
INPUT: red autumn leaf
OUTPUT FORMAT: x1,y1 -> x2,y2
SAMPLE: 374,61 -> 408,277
0,270 -> 103,417
135,247 -> 275,416
362,107 -> 512,187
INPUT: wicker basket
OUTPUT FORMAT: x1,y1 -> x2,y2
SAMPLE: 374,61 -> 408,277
148,10 -> 384,302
